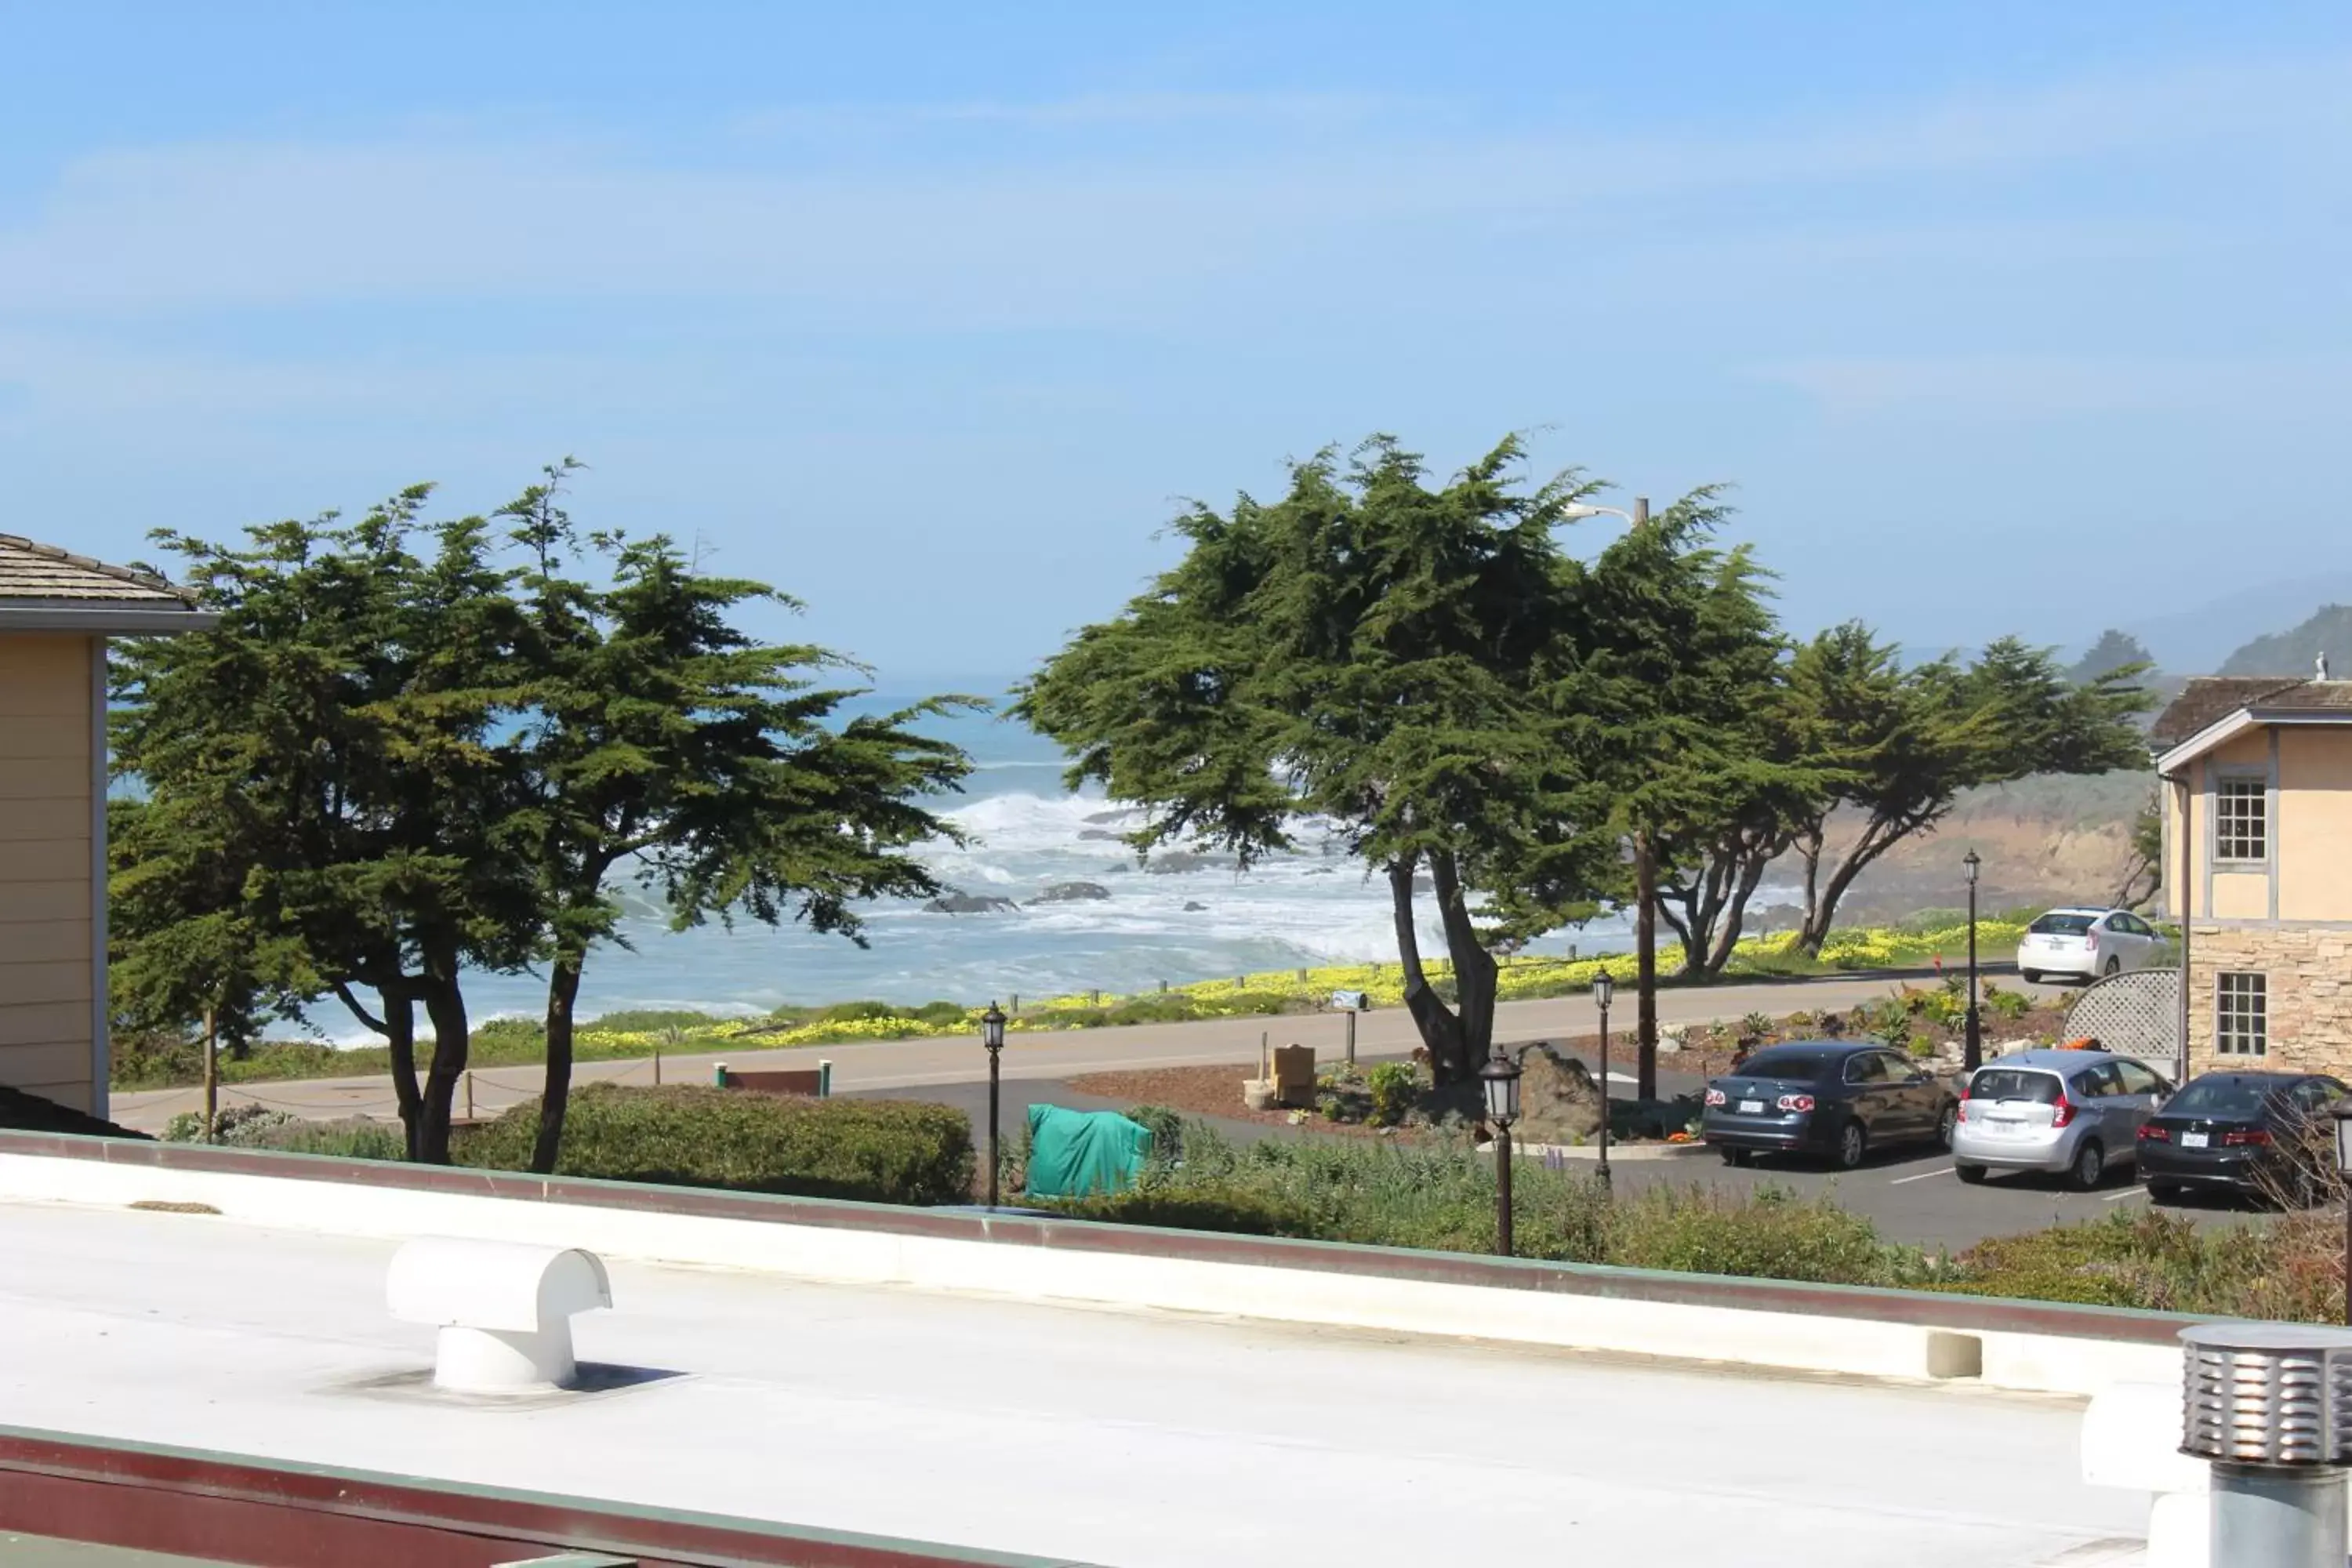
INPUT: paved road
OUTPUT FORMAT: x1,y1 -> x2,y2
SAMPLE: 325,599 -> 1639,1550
111,966 -> 2050,1131
1,1200 -> 2147,1567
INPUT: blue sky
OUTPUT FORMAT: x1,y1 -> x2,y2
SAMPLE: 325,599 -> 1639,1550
3,1 -> 2347,686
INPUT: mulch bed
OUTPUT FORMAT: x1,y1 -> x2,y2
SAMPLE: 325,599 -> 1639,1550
1063,1063 -> 1412,1138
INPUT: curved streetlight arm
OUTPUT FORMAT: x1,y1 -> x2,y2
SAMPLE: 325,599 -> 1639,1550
1557,503 -> 1635,524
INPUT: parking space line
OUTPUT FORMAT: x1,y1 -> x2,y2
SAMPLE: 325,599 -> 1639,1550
2102,1186 -> 2150,1203
1889,1166 -> 1953,1185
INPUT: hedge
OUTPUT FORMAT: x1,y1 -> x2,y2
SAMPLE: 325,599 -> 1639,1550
456,1083 -> 975,1207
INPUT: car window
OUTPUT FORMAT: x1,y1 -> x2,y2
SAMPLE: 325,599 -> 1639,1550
1880,1051 -> 1923,1081
2076,1062 -> 2124,1098
2163,1076 -> 2279,1120
2112,1060 -> 2167,1095
2291,1080 -> 2339,1113
1969,1069 -> 2062,1105
1845,1053 -> 1889,1085
2030,913 -> 2096,935
1737,1046 -> 1839,1082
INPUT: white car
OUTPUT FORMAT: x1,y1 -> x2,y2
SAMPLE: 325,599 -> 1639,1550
2015,906 -> 2165,985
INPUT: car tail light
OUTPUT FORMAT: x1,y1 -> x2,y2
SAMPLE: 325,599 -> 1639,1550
2140,1123 -> 2170,1141
1704,1087 -> 1726,1107
1776,1094 -> 1815,1112
2223,1129 -> 2273,1147
2052,1096 -> 2075,1129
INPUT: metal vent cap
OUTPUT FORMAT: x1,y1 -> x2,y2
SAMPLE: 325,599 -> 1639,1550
2180,1323 -> 2352,1468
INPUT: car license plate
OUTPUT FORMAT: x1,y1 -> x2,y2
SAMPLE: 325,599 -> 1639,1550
2182,1132 -> 2209,1149
1738,1099 -> 1764,1115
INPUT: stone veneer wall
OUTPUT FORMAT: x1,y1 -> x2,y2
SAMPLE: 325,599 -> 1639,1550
2187,923 -> 2352,1079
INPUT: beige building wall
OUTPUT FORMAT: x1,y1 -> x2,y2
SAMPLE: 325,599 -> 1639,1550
0,633 -> 99,1112
2280,728 -> 2352,923
2187,924 -> 2352,1081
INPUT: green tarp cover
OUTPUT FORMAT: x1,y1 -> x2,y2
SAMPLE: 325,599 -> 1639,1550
1023,1105 -> 1153,1200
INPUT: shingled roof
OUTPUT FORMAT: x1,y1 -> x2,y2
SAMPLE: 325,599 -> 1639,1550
0,535 -> 213,631
2151,676 -> 2352,751
0,534 -> 193,604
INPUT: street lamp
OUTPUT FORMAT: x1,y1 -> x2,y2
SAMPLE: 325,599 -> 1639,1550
1481,1048 -> 1524,1258
1963,850 -> 1984,1075
1559,497 -> 1651,527
1592,968 -> 1616,1191
2333,1100 -> 2352,1326
981,1001 -> 1007,1209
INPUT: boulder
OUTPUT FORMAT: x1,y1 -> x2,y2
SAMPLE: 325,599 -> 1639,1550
1511,1044 -> 1604,1145
1182,901 -> 1208,912
1142,850 -> 1232,875
1032,881 -> 1112,904
921,889 -> 1019,915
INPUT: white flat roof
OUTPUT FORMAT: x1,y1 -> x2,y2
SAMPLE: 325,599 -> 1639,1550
0,1200 -> 2142,1568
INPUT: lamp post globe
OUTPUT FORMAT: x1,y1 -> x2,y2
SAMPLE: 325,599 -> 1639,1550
1481,1050 -> 1523,1258
981,1002 -> 1008,1209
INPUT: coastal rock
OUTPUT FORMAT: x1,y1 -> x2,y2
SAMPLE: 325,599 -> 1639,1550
1510,1044 -> 1604,1144
1076,829 -> 1127,842
1083,808 -> 1138,825
1143,850 -> 1232,875
1032,881 -> 1112,905
921,888 -> 1019,916
1183,901 -> 1208,912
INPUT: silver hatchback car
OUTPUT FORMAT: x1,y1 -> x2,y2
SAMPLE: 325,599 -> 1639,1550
1950,1049 -> 2174,1189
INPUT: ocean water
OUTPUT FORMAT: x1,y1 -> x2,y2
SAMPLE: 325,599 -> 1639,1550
443,699 -> 1639,1028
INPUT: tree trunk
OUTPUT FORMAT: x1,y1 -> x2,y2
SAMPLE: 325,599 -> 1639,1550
532,950 -> 586,1175
339,980 -> 425,1162
1428,851 -> 1497,1074
1388,854 -> 1469,1083
1634,829 -> 1658,1101
201,1006 -> 219,1143
415,949 -> 470,1166
1704,850 -> 1770,973
1797,822 -> 1886,955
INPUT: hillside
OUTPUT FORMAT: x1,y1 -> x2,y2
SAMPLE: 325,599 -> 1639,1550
2220,604 -> 2352,677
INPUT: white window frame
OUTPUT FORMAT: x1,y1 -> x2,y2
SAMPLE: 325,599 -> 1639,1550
2213,774 -> 2268,864
2216,971 -> 2268,1057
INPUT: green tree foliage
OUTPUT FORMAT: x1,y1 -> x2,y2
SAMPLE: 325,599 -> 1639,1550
499,465 -> 974,1172
2067,629 -> 2157,686
112,495 -> 536,1162
1020,436 -> 1711,1085
1777,626 -> 2153,952
111,469 -> 974,1167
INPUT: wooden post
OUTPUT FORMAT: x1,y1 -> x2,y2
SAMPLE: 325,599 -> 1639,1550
201,1006 -> 219,1144
653,1044 -> 662,1086
1345,1009 -> 1356,1065
1010,993 -> 1020,1014
1260,1030 -> 1269,1082
464,1070 -> 474,1123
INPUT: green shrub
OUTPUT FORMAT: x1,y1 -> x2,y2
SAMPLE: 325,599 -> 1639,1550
456,1083 -> 975,1206
818,1000 -> 902,1022
1945,1209 -> 2341,1320
1606,1185 -> 1896,1286
1740,1011 -> 1773,1040
1060,1179 -> 1322,1238
909,1000 -> 970,1025
1366,1062 -> 1420,1127
1985,988 -> 2031,1022
248,1117 -> 408,1161
1127,1105 -> 1185,1166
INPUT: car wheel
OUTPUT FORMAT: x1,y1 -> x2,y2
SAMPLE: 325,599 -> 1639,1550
2020,969 -> 2042,985
2103,957 -> 2122,978
2147,1180 -> 2184,1203
1936,1103 -> 1958,1149
1835,1121 -> 1867,1171
2068,1138 -> 2107,1191
1955,1163 -> 1988,1185
1719,1147 -> 1752,1167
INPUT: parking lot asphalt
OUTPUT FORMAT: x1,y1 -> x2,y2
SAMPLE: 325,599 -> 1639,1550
866,1046 -> 2274,1255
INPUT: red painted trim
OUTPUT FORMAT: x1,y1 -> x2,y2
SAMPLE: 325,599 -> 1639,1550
0,1128 -> 2198,1345
0,1428 -> 1091,1566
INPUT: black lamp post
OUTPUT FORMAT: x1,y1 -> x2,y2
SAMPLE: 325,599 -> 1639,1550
981,1001 -> 1007,1209
2332,1100 -> 2352,1327
1481,1048 -> 1523,1258
1962,850 -> 1984,1075
1592,967 -> 1616,1192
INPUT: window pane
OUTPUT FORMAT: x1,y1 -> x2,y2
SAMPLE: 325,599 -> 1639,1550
2216,779 -> 2267,861
2216,971 -> 2268,1056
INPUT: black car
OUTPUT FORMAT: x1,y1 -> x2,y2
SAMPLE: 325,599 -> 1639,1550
1702,1040 -> 1958,1171
2136,1070 -> 2350,1204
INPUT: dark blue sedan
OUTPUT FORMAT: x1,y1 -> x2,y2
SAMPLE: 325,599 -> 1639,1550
1702,1040 -> 1957,1171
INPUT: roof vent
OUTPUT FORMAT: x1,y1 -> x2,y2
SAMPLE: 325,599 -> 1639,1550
387,1237 -> 612,1394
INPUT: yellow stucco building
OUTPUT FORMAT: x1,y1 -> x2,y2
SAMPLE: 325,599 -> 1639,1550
2153,670 -> 2352,1078
1,535 -> 212,1120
